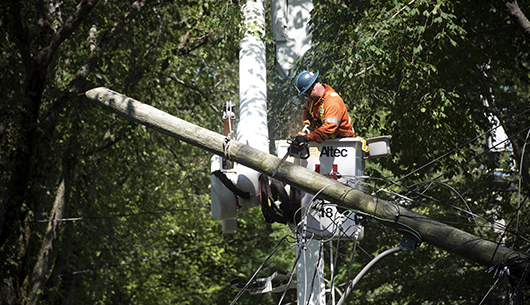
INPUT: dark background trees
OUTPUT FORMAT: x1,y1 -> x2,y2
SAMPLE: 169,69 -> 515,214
1,0 -> 529,304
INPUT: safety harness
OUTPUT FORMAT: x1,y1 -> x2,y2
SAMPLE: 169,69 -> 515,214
259,174 -> 300,224
211,170 -> 250,199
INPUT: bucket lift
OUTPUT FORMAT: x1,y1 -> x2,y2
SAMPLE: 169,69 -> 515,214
210,0 -> 316,234
210,0 -> 268,234
275,137 -> 390,305
211,0 -> 394,304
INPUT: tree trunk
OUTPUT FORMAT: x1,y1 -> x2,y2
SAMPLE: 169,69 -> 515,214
28,149 -> 73,305
84,87 -> 528,272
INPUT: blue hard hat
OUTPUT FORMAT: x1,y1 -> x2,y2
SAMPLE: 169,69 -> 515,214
295,71 -> 319,96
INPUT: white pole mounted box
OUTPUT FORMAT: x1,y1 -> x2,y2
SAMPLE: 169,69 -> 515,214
276,138 -> 366,241
301,138 -> 365,240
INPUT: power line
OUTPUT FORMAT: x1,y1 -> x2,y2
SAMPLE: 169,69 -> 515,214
425,124 -> 530,185
34,206 -> 211,222
61,231 -> 267,276
230,234 -> 292,305
385,108 -> 530,188
359,125 -> 530,235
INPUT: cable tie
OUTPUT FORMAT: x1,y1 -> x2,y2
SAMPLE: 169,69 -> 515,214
394,213 -> 400,223
223,132 -> 234,160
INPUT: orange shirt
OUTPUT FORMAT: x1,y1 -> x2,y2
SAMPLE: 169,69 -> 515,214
302,84 -> 355,143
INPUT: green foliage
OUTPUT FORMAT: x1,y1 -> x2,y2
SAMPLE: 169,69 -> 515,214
1,0 -> 530,304
267,0 -> 530,303
0,0 -> 289,304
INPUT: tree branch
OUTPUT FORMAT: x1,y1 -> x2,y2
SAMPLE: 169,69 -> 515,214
9,0 -> 31,72
39,0 -> 149,135
38,0 -> 98,65
503,0 -> 530,41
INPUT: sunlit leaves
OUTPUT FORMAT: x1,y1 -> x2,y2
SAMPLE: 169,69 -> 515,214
266,0 -> 530,303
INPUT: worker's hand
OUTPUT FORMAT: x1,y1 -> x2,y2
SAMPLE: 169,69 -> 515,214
302,123 -> 311,134
293,132 -> 308,145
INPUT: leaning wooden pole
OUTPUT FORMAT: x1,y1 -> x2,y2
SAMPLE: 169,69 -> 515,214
85,87 -> 527,271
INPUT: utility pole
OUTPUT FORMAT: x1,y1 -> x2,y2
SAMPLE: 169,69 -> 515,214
84,86 -> 529,273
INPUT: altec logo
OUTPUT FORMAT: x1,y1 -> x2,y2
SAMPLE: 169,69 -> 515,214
320,146 -> 348,157
309,147 -> 319,157
309,146 -> 349,158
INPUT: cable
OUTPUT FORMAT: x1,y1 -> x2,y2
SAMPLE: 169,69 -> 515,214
420,180 -> 487,238
314,113 -> 530,304
289,182 -> 338,305
61,230 -> 267,276
362,126 -> 530,242
34,206 -> 211,222
298,175 -> 423,246
277,247 -> 302,305
390,108 -> 530,186
230,234 -> 291,305
336,246 -> 403,305
426,125 -> 530,186
345,238 -> 359,286
290,182 -> 339,238
375,175 -> 519,238
291,120 -> 529,303
516,128 -> 530,235
343,207 -> 422,242
478,276 -> 501,305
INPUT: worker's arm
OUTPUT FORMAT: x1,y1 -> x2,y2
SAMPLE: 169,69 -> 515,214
307,121 -> 338,142
302,106 -> 311,126
306,99 -> 342,143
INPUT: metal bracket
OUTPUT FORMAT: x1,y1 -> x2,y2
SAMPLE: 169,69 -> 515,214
231,272 -> 297,295
398,229 -> 422,251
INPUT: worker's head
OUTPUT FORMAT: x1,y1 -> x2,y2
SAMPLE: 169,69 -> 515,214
295,71 -> 320,97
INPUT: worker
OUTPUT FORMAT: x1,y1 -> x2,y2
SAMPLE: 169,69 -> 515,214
293,71 -> 355,144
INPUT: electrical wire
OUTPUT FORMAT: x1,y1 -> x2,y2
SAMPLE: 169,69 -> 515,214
61,230 -> 267,276
294,177 -> 419,304
374,175 -> 516,237
358,124 -> 530,255
471,194 -> 530,304
478,276 -> 501,305
230,234 -> 291,305
345,239 -> 358,286
425,125 -> 530,186
288,182 -> 352,305
249,110 -> 529,304
277,247 -> 302,305
336,246 -> 403,305
389,107 -> 530,186
418,180 -> 487,238
311,114 -> 529,304
34,206 -> 211,222
340,172 -> 528,303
